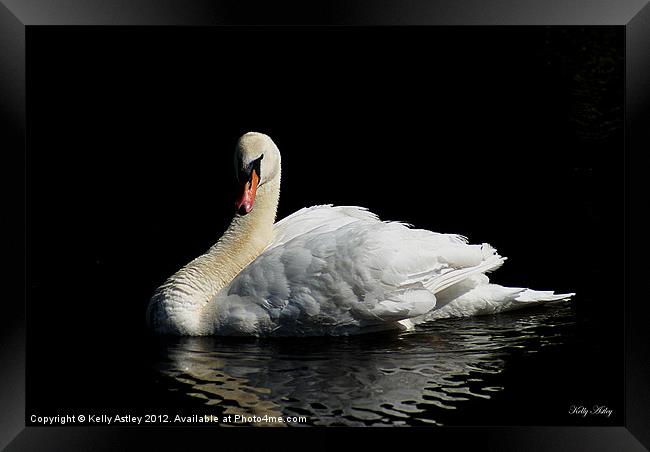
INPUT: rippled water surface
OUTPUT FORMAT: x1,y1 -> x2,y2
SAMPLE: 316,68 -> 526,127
154,303 -> 576,426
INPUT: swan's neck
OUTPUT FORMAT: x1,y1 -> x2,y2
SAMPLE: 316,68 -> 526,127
152,175 -> 280,334
200,177 -> 280,290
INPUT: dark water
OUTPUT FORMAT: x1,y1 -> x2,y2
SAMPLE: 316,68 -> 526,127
153,303 -> 579,426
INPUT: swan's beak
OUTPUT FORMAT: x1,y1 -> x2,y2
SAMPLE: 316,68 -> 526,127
235,168 -> 259,215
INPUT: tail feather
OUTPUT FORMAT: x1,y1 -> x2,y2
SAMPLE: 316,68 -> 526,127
419,283 -> 574,322
515,289 -> 575,303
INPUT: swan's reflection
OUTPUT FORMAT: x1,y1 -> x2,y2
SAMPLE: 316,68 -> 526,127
155,303 -> 574,426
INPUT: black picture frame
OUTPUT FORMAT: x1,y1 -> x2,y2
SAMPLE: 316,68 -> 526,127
1,0 -> 648,450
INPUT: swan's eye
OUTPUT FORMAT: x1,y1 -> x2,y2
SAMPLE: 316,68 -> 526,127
252,155 -> 263,184
238,154 -> 263,185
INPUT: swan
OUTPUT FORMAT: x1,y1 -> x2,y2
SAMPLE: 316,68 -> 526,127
147,132 -> 573,336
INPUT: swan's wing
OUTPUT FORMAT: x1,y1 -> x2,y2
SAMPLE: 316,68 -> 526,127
205,206 -> 504,336
269,205 -> 381,250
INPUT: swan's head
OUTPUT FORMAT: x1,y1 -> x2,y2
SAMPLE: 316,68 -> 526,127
234,132 -> 281,215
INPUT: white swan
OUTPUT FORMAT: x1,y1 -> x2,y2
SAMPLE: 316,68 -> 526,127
147,132 -> 573,336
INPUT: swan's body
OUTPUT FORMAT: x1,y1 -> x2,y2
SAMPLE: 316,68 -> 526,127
147,132 -> 573,336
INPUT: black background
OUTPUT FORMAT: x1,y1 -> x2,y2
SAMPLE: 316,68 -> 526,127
26,27 -> 623,424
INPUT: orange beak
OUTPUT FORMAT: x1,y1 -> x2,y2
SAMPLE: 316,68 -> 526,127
235,169 -> 259,215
